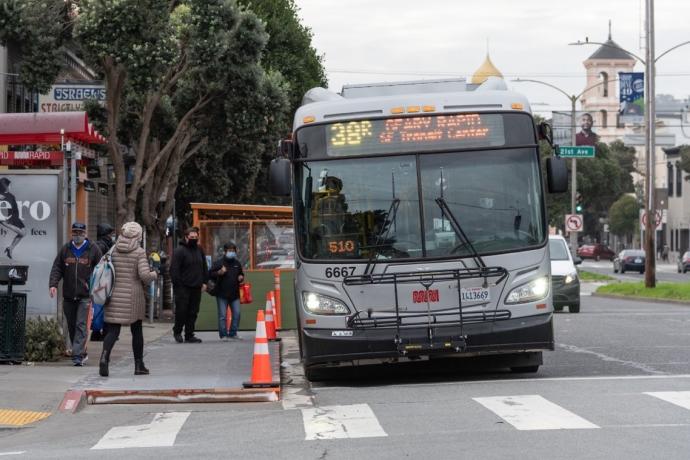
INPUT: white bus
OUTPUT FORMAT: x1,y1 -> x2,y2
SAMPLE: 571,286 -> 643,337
270,77 -> 567,380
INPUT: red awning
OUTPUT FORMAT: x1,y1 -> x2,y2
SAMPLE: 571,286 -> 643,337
0,111 -> 106,145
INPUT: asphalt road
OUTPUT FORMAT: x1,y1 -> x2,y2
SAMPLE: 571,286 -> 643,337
3,293 -> 690,459
579,258 -> 690,283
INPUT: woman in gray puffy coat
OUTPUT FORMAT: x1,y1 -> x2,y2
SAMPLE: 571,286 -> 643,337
99,222 -> 158,377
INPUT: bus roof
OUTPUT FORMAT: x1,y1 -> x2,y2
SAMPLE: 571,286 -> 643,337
294,77 -> 532,130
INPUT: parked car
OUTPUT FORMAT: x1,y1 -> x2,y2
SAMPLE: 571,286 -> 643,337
549,235 -> 581,313
577,243 -> 615,261
678,251 -> 690,273
613,249 -> 645,274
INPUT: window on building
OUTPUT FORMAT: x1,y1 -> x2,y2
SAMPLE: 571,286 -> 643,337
599,72 -> 609,97
676,161 -> 682,197
668,162 -> 674,196
600,110 -> 608,128
616,113 -> 623,128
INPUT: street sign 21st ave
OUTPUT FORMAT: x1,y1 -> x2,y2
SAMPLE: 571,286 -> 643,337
559,146 -> 595,158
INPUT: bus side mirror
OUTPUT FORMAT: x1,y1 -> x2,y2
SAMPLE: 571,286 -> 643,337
269,158 -> 291,196
279,139 -> 294,159
538,122 -> 553,146
546,156 -> 568,193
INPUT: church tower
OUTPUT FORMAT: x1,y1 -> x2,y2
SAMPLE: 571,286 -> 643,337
580,22 -> 636,142
470,53 -> 503,85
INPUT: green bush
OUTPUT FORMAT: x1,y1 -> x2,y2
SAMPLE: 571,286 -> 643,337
24,316 -> 65,362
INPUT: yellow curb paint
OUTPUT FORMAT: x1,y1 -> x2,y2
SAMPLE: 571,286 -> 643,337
0,409 -> 51,426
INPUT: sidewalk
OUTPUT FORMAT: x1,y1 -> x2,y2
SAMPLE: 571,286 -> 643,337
67,313 -> 281,406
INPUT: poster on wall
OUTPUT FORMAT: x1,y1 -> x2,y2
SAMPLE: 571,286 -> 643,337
0,172 -> 61,317
552,110 -> 600,147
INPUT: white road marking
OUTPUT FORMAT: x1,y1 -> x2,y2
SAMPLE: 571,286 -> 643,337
91,412 -> 190,450
282,387 -> 315,410
646,391 -> 690,411
473,395 -> 599,430
0,453 -> 26,457
301,404 -> 387,440
558,343 -> 666,375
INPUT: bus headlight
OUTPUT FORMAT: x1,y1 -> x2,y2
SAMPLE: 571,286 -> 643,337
564,272 -> 578,284
302,292 -> 350,315
505,276 -> 550,304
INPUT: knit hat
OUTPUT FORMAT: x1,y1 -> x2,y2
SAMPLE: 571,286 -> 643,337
97,223 -> 114,237
120,221 -> 143,240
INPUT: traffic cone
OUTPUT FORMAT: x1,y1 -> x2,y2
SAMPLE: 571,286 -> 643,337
243,310 -> 279,388
265,295 -> 278,341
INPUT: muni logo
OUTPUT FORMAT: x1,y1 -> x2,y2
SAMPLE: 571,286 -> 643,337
412,289 -> 440,304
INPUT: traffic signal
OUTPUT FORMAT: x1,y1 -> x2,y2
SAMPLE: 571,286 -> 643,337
575,193 -> 583,213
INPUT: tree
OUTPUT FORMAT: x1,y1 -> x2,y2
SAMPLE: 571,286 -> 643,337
608,194 -> 639,239
0,0 -> 292,247
176,0 -> 328,213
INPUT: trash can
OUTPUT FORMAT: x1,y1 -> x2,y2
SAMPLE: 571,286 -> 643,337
0,264 -> 28,363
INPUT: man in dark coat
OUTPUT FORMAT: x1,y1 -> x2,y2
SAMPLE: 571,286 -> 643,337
49,222 -> 102,366
170,226 -> 208,343
90,223 -> 116,342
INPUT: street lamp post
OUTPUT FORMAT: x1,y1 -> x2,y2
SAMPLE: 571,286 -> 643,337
512,78 -> 614,252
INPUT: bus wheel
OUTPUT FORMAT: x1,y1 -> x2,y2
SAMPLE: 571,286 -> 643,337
510,365 -> 540,373
569,302 -> 580,313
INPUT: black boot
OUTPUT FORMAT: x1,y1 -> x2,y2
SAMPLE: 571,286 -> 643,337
134,360 -> 149,375
99,349 -> 110,377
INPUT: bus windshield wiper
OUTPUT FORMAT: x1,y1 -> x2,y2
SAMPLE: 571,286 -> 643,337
435,197 -> 486,269
363,198 -> 400,275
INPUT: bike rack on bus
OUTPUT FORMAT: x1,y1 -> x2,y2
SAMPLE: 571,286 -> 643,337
344,266 -> 509,356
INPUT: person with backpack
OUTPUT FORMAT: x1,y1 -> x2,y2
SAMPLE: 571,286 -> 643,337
99,222 -> 158,377
49,222 -> 102,366
90,223 -> 116,341
208,242 -> 244,340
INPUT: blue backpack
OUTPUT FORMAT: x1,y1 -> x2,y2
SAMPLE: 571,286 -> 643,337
89,247 -> 115,331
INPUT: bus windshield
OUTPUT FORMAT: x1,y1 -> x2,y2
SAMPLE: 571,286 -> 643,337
296,147 -> 545,260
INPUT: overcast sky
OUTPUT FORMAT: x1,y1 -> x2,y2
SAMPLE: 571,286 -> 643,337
293,0 -> 690,116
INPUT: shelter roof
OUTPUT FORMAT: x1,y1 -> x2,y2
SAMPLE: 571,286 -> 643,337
0,111 -> 106,145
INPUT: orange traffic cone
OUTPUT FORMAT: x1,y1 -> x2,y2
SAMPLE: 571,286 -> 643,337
243,310 -> 279,388
265,295 -> 278,341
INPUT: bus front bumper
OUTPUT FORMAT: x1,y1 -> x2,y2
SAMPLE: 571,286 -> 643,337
301,313 -> 554,367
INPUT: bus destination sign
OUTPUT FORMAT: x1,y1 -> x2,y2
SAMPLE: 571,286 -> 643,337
325,113 -> 506,156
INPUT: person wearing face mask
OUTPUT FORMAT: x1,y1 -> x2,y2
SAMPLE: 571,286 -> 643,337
99,222 -> 159,377
209,242 -> 245,340
49,222 -> 103,366
170,226 -> 208,343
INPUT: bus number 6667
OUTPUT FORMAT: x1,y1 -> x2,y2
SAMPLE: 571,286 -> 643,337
325,266 -> 356,278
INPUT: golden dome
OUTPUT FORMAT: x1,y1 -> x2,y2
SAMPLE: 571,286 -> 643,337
470,54 -> 503,84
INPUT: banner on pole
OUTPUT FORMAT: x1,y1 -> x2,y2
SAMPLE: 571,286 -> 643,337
619,72 -> 644,124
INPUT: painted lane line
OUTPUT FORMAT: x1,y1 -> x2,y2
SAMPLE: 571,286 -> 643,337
0,453 -> 26,457
558,343 -> 666,375
301,404 -> 387,440
473,395 -> 600,431
645,391 -> 690,411
91,412 -> 190,450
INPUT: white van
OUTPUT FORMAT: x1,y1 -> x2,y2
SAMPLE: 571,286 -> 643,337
549,234 -> 582,313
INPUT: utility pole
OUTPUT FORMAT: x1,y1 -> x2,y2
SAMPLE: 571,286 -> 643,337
644,0 -> 656,287
570,98 -> 577,252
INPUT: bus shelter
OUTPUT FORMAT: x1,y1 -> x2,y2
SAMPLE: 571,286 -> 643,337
191,203 -> 296,331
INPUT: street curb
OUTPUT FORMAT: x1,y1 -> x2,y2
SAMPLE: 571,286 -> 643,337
59,390 -> 87,413
591,292 -> 690,306
85,387 -> 279,404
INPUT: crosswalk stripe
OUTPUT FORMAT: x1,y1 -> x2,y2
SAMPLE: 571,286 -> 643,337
473,395 -> 600,430
91,412 -> 190,450
645,391 -> 690,410
301,404 -> 387,440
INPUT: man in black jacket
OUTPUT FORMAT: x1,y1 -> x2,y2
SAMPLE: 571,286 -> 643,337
95,223 -> 115,255
170,226 -> 208,343
49,222 -> 102,366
